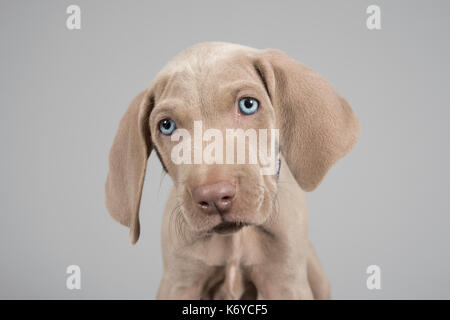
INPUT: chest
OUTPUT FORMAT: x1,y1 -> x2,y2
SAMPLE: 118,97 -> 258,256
191,228 -> 263,299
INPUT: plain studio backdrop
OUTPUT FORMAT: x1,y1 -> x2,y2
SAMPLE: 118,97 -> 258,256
1,0 -> 449,299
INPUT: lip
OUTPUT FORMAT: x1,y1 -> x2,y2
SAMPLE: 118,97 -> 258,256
212,221 -> 247,235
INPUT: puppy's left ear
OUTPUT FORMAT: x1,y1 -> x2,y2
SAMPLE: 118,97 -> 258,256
255,49 -> 360,191
105,90 -> 154,244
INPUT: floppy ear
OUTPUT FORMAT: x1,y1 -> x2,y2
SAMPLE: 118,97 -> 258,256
105,90 -> 153,244
256,49 -> 360,191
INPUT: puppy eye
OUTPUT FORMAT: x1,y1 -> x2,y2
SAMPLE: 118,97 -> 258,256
159,118 -> 176,135
238,97 -> 259,115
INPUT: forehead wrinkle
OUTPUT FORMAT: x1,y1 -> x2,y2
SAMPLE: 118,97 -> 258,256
158,71 -> 198,108
198,67 -> 218,120
154,98 -> 185,112
220,80 -> 263,96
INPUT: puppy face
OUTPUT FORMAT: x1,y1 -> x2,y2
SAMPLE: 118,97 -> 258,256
105,42 -> 360,244
149,48 -> 278,234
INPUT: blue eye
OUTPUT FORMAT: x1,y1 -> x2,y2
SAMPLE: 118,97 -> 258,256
238,97 -> 259,115
159,118 -> 176,135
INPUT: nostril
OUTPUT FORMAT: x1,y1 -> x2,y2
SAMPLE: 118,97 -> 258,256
221,196 -> 232,201
218,199 -> 231,208
199,201 -> 209,208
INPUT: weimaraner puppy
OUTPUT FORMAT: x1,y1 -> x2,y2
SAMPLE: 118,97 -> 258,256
105,42 -> 360,299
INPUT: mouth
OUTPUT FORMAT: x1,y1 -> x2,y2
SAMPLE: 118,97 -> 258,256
211,221 -> 248,235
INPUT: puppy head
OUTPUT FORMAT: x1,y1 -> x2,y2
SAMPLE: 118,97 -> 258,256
105,43 -> 360,243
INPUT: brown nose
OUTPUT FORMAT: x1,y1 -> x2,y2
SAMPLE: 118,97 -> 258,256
192,181 -> 236,214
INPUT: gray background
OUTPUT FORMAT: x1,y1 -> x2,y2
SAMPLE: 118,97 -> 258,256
1,0 -> 449,299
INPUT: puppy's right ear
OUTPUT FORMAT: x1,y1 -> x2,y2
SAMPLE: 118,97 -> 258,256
105,90 -> 154,245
